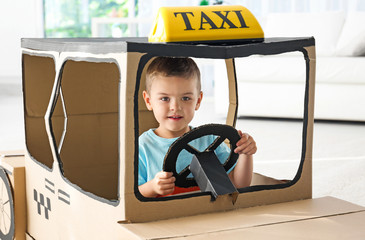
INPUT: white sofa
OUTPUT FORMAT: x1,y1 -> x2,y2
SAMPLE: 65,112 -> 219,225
214,11 -> 365,121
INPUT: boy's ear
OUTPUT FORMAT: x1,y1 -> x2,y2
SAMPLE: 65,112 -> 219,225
143,90 -> 153,111
195,91 -> 203,110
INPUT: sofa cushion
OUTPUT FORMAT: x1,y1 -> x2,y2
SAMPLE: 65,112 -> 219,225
264,12 -> 345,56
234,54 -> 305,84
336,12 -> 365,56
234,55 -> 365,84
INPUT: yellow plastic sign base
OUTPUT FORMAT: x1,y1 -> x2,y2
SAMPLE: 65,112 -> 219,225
148,5 -> 264,43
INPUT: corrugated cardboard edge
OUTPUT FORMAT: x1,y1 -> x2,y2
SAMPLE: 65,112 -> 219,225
225,58 -> 238,127
0,150 -> 25,159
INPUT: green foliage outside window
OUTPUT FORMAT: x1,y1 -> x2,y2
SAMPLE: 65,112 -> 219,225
44,0 -> 132,37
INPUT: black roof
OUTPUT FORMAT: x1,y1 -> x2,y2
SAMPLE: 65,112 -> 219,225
21,37 -> 315,58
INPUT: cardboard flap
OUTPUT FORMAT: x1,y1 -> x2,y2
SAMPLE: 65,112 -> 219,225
0,150 -> 25,173
167,211 -> 365,240
121,197 -> 365,240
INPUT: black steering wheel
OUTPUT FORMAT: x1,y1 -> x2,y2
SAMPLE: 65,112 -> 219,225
163,124 -> 240,188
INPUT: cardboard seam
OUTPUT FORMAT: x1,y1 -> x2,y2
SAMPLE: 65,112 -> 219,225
0,154 -> 25,158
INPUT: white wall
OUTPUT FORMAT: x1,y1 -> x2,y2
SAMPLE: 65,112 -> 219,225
0,0 -> 43,83
1,0 -> 364,84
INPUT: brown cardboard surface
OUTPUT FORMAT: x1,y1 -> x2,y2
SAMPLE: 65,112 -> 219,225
24,152 -> 127,240
55,59 -> 120,200
172,209 -> 365,240
244,210 -> 365,240
172,211 -> 365,240
22,52 -> 129,240
121,197 -> 365,240
25,233 -> 34,240
0,153 -> 26,240
22,54 -> 56,170
251,172 -> 288,186
225,58 -> 238,127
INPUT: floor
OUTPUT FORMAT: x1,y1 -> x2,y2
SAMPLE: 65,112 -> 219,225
1,82 -> 365,207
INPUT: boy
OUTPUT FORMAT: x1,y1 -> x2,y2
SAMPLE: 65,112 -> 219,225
139,57 -> 257,198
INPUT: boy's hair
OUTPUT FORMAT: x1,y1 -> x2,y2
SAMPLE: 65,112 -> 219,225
145,57 -> 201,93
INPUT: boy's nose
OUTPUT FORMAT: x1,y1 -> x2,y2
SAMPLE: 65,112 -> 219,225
170,99 -> 181,111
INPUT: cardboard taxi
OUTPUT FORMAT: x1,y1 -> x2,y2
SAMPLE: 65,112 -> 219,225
0,5 -> 364,240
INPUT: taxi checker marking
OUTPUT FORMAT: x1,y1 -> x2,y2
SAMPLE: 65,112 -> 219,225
58,190 -> 71,205
45,178 -> 55,194
45,178 -> 71,204
174,10 -> 248,31
34,179 -> 71,220
33,189 -> 51,220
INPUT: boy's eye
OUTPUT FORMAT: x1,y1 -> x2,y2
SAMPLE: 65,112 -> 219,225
182,96 -> 191,101
161,97 -> 169,101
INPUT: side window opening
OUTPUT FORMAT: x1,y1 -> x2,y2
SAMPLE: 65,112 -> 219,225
52,59 -> 120,200
234,52 -> 306,184
22,54 -> 56,170
135,53 -> 307,201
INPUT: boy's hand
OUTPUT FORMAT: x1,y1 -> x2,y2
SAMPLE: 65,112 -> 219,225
234,130 -> 257,155
152,171 -> 176,196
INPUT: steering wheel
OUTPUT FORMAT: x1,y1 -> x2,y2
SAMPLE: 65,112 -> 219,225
163,124 -> 240,188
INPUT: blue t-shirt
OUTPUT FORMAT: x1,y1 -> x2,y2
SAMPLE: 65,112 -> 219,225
138,129 -> 233,186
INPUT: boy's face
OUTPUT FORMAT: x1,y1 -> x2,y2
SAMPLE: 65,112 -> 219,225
143,75 -> 203,138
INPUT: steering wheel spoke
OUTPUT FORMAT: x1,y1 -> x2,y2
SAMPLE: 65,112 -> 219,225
184,144 -> 200,155
205,136 -> 226,152
179,167 -> 191,179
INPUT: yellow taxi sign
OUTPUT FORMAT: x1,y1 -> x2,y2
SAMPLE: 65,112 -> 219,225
148,5 -> 264,43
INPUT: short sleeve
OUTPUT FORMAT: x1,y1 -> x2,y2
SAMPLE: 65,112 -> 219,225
138,146 -> 148,186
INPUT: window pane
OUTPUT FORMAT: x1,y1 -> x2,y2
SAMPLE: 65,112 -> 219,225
44,0 -> 130,37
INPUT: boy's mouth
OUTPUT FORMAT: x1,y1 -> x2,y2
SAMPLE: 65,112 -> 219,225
168,115 -> 183,120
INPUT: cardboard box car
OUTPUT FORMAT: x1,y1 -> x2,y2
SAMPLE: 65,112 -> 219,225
16,36 -> 317,240
20,36 -> 315,222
